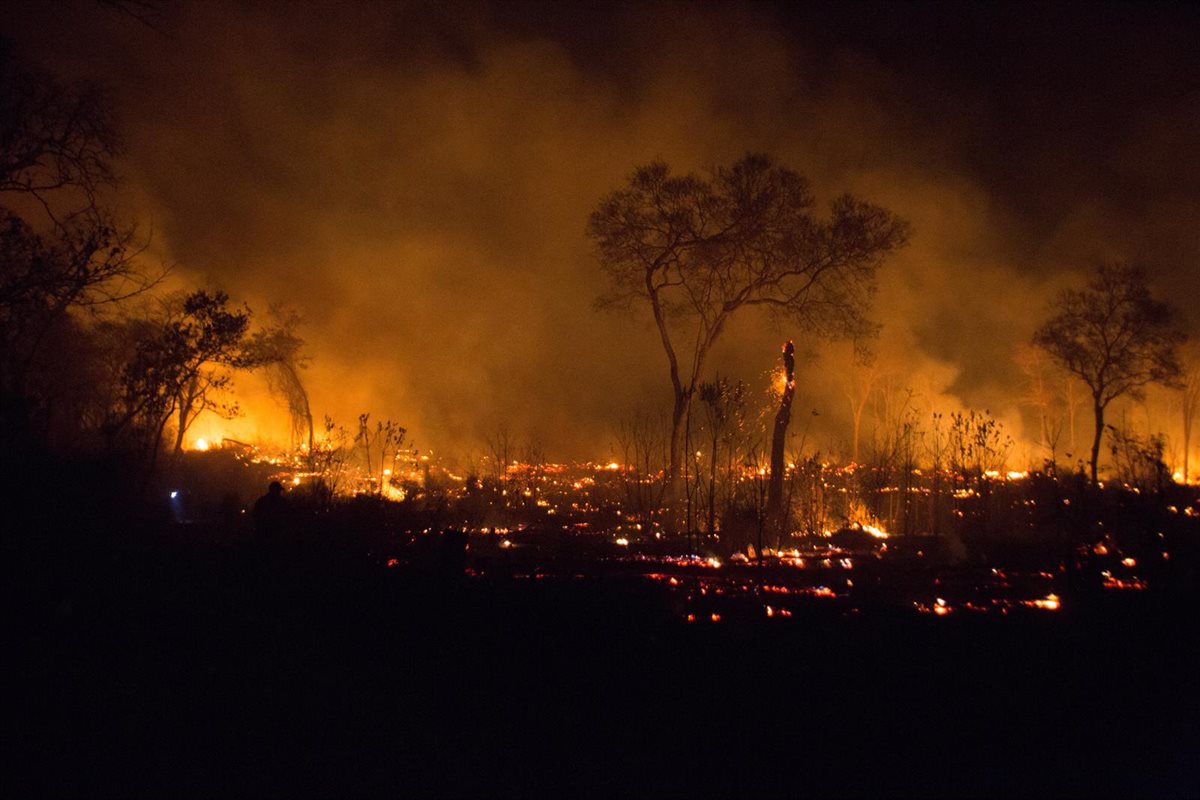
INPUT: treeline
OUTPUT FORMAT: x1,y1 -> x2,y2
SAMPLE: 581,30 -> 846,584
0,48 -> 308,490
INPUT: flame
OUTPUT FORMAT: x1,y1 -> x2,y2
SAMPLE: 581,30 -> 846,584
861,523 -> 889,539
1028,594 -> 1060,611
771,368 -> 790,396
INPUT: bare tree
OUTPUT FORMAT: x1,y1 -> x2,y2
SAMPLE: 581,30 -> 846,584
484,423 -> 514,497
697,376 -> 748,534
0,55 -> 157,440
309,415 -> 351,508
355,413 -> 406,496
840,349 -> 888,464
588,154 -> 909,496
613,406 -> 669,523
1015,343 -> 1066,464
1033,265 -> 1185,483
0,52 -> 118,222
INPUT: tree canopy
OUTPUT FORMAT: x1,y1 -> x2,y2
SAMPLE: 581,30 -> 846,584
588,153 -> 909,492
1033,264 -> 1185,482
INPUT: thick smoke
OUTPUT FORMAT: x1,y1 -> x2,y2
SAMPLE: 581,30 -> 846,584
4,0 -> 1196,461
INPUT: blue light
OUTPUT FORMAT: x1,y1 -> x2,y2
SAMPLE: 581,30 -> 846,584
170,490 -> 179,499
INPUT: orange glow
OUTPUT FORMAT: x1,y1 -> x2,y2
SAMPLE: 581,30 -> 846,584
1031,594 -> 1060,611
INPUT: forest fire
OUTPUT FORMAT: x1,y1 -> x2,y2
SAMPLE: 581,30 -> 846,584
6,4 -> 1200,797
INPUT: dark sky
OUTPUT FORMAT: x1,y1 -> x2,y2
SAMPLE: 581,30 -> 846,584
3,0 -> 1198,460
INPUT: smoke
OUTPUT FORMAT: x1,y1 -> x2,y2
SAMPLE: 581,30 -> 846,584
4,0 -> 1197,460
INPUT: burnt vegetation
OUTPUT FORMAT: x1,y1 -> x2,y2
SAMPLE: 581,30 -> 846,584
4,36 -> 1199,800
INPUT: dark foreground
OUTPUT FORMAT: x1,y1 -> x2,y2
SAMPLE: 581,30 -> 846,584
8,532 -> 1200,798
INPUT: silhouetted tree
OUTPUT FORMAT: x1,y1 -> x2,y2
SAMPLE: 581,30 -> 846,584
0,52 -> 154,443
842,355 -> 884,464
613,406 -> 669,520
104,290 -> 253,463
765,340 -> 795,531
697,376 -> 747,534
355,413 -> 406,497
1033,265 -> 1185,483
0,49 -> 117,214
485,423 -> 514,498
246,307 -> 313,454
588,154 -> 909,497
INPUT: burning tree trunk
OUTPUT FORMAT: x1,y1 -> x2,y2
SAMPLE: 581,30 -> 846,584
766,341 -> 795,533
1090,398 -> 1105,484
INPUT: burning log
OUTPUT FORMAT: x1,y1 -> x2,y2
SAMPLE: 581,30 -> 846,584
766,341 -> 796,545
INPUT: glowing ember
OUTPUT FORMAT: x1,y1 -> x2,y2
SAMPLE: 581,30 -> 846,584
1028,594 -> 1061,611
861,523 -> 889,539
1102,575 -> 1147,590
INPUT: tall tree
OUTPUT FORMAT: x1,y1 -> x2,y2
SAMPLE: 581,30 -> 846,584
588,154 -> 909,495
1033,265 -> 1185,483
842,355 -> 884,464
105,290 -> 254,460
697,376 -> 747,534
765,340 -> 796,531
0,51 -> 154,442
246,307 -> 313,454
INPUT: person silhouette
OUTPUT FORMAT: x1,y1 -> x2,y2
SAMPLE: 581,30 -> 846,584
252,480 -> 288,547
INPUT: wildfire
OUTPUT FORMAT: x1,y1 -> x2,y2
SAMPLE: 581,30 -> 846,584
860,523 -> 889,539
1026,594 -> 1061,611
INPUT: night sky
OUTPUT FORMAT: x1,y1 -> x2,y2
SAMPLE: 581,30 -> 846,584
4,0 -> 1197,459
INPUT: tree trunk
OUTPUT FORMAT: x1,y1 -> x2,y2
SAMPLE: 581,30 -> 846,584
172,377 -> 199,454
1089,399 -> 1105,484
667,389 -> 689,501
766,342 -> 796,531
708,427 -> 718,534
